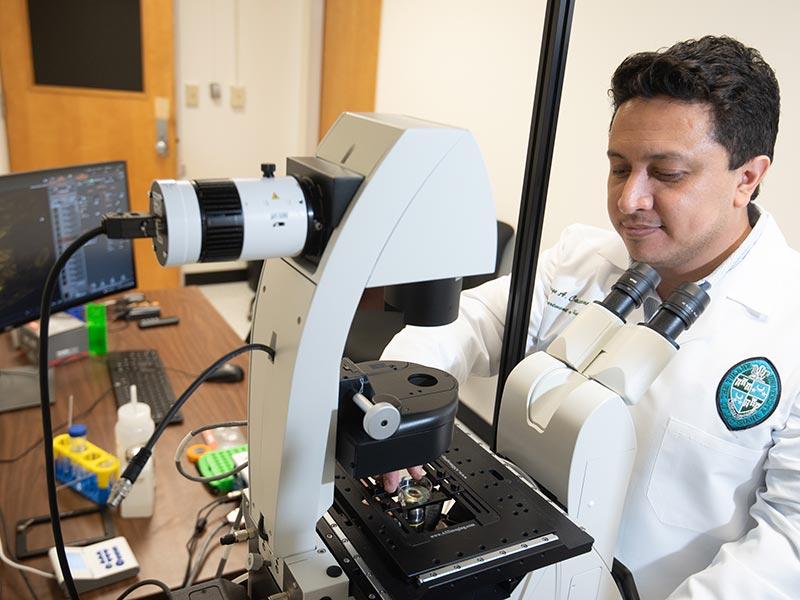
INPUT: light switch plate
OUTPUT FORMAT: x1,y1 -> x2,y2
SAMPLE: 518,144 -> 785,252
230,85 -> 246,109
185,84 -> 199,108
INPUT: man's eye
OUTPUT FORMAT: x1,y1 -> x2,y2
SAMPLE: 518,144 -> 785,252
610,168 -> 629,177
653,170 -> 685,181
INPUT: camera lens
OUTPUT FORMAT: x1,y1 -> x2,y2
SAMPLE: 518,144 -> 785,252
645,282 -> 710,345
598,262 -> 661,319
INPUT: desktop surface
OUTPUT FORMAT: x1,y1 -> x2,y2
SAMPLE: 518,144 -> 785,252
0,287 -> 249,599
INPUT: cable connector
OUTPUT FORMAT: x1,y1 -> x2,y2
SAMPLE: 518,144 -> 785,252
108,447 -> 153,508
102,212 -> 159,239
107,478 -> 132,508
220,528 -> 255,546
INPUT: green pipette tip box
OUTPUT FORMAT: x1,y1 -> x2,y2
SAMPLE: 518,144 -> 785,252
197,444 -> 248,492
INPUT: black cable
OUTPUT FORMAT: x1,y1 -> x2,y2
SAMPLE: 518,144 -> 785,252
181,533 -> 200,588
186,521 -> 230,586
214,503 -> 243,578
116,578 -> 174,599
0,388 -> 112,465
180,496 -> 234,588
0,507 -> 39,600
38,225 -> 104,600
198,496 -> 233,518
147,343 -> 273,453
29,223 -> 269,597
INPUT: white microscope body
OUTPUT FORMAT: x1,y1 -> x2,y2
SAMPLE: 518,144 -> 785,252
152,112 -> 498,598
498,270 -> 709,600
148,113 -> 708,599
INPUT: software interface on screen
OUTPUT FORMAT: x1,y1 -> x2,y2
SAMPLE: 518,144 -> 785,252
0,162 -> 136,331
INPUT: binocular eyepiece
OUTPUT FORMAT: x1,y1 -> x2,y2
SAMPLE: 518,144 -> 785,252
598,262 -> 661,319
598,262 -> 710,344
645,282 -> 710,345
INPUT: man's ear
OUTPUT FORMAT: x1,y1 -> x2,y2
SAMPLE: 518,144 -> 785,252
734,155 -> 771,207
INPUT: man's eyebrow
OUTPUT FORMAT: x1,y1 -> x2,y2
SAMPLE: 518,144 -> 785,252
606,149 -> 686,160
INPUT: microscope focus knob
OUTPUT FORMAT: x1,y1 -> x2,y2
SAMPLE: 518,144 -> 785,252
352,392 -> 401,440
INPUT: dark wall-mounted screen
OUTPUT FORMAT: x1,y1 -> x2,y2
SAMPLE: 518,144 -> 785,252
28,0 -> 143,92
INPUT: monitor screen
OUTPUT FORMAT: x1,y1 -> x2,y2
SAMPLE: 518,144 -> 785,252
0,161 -> 136,331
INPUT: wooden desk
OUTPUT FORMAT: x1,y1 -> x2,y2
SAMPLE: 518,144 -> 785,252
0,288 -> 250,598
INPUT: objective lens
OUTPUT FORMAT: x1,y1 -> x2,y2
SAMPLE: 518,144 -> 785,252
598,262 -> 661,319
645,282 -> 710,345
398,476 -> 433,527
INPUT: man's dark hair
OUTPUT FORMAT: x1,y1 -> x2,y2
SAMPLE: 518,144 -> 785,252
610,36 -> 779,199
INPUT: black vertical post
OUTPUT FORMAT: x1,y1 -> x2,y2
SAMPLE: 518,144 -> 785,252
492,0 -> 576,451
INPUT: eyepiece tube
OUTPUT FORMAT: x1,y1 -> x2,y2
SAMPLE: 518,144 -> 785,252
149,176 -> 311,266
645,282 -> 710,345
597,262 -> 661,319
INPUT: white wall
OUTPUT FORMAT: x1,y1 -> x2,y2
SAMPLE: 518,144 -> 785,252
175,0 -> 323,180
376,1 -> 543,234
376,0 -> 800,251
174,0 -> 323,276
0,67 -> 9,175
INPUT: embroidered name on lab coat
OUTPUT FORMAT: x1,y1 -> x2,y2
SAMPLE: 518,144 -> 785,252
546,287 -> 591,317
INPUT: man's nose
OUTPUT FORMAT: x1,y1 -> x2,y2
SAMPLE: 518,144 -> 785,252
617,171 -> 653,213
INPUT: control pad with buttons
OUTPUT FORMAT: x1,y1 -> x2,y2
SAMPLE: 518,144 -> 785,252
48,536 -> 139,593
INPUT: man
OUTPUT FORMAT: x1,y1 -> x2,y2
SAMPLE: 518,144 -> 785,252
382,36 -> 800,599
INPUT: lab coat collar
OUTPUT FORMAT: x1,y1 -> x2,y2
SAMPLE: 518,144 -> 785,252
596,204 -> 786,318
715,207 -> 785,318
597,235 -> 629,272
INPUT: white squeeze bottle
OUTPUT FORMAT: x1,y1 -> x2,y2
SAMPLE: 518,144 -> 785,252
115,385 -> 156,518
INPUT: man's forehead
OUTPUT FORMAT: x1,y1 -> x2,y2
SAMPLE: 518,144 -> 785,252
612,96 -> 713,126
608,97 -> 717,159
607,148 -> 689,161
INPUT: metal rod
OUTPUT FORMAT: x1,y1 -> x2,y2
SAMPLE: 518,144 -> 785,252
492,0 -> 576,451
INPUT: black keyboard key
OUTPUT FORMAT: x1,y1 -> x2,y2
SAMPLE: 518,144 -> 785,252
106,350 -> 183,425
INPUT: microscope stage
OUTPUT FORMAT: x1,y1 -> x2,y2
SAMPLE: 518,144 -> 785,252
319,425 -> 593,599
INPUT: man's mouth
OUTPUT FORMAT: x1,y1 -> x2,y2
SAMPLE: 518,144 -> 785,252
620,222 -> 662,238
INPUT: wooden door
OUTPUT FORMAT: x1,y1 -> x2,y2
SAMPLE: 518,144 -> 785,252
0,0 -> 179,290
319,0 -> 382,138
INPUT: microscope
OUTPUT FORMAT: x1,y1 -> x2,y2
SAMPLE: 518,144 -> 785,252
499,266 -> 709,599
139,113 -> 708,599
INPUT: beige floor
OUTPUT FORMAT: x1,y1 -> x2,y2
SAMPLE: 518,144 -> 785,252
198,281 -> 254,341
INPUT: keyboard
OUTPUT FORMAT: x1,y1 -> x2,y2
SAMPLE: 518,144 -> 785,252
106,350 -> 183,425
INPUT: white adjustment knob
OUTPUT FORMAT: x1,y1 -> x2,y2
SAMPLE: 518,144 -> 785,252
247,552 -> 264,571
352,392 -> 401,440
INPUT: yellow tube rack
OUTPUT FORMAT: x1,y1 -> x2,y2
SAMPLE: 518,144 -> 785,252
53,434 -> 120,504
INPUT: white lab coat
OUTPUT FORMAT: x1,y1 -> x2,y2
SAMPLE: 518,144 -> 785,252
382,206 -> 800,600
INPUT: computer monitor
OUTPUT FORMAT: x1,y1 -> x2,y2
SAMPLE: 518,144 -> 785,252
0,161 -> 137,332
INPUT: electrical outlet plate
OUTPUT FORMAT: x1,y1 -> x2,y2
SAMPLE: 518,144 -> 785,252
185,84 -> 199,108
230,85 -> 246,109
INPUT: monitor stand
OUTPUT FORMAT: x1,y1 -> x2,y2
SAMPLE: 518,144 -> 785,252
0,366 -> 55,413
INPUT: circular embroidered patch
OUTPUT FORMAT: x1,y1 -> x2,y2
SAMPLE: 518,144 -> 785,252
716,357 -> 781,431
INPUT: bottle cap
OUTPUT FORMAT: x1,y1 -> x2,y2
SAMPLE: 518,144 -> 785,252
68,423 -> 87,437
